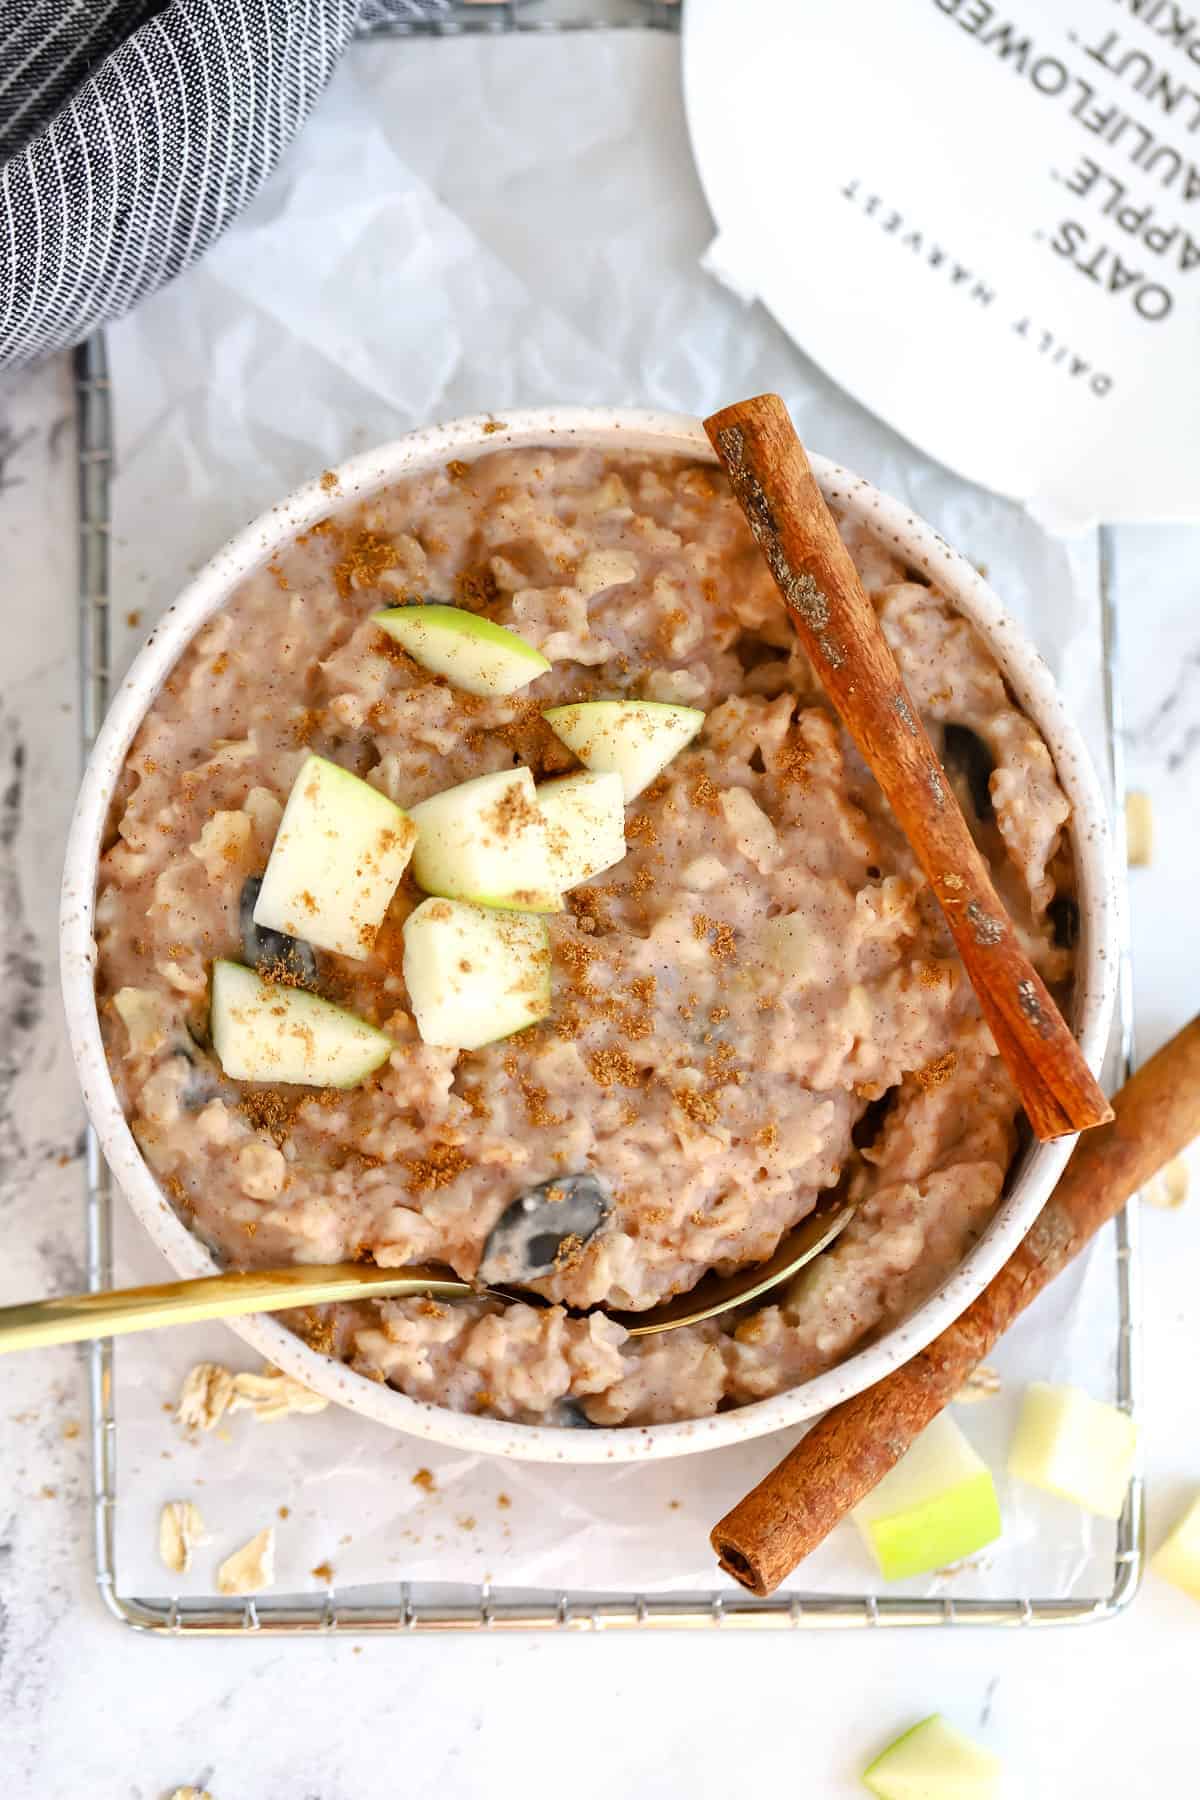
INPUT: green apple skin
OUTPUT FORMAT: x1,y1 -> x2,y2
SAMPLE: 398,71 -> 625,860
373,604 -> 550,696
542,699 -> 705,800
536,770 -> 626,890
402,898 -> 551,1051
863,1715 -> 1002,1800
852,1413 -> 1002,1582
210,960 -> 392,1087
408,767 -> 563,913
252,752 -> 416,960
864,1471 -> 1001,1583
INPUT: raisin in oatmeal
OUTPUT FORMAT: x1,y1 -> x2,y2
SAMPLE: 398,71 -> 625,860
95,447 -> 1075,1427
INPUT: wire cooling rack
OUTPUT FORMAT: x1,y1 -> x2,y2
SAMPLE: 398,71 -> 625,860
71,1 -> 1144,1631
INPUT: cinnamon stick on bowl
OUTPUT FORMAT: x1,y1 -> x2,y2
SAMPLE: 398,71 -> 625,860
712,1015 -> 1200,1596
703,394 -> 1110,1143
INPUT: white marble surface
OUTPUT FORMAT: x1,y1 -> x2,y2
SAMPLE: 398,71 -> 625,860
2,123 -> 1199,1800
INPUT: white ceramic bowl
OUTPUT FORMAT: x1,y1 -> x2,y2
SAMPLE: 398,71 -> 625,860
60,408 -> 1117,1464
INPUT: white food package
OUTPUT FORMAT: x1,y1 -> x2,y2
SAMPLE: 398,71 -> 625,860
686,0 -> 1200,530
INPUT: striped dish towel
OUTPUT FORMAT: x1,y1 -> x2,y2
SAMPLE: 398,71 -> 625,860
0,0 -> 446,368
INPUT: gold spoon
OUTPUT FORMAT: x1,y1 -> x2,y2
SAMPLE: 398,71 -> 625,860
0,1194 -> 856,1354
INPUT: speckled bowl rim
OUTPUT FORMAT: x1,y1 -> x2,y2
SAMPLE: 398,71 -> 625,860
60,407 -> 1117,1465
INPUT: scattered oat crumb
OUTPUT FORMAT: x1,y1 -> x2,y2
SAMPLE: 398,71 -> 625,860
38,1485 -> 57,1499
159,1500 -> 211,1574
668,1499 -> 681,1510
319,468 -> 339,492
457,1514 -> 477,1532
955,1364 -> 1001,1403
1125,790 -> 1153,867
1143,1156 -> 1189,1211
497,1493 -> 511,1510
412,1468 -> 437,1494
217,1526 -> 276,1596
310,1561 -> 334,1583
278,1505 -> 291,1520
125,609 -> 142,629
176,1363 -> 236,1431
168,1789 -> 213,1800
228,1367 -> 329,1422
61,1419 -> 80,1440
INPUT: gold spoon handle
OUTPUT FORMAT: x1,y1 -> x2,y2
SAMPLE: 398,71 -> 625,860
0,1264 -> 474,1352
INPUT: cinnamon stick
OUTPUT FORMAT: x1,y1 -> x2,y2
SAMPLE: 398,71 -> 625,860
704,395 -> 1111,1143
712,1015 -> 1200,1596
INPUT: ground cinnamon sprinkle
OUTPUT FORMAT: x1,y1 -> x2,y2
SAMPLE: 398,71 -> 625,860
673,1086 -> 719,1126
709,1004 -> 730,1023
631,863 -> 656,896
404,1142 -> 471,1190
521,1080 -> 565,1128
290,708 -> 321,746
256,954 -> 309,988
320,470 -> 339,493
778,737 -> 813,782
454,563 -> 499,612
459,1085 -> 492,1121
691,773 -> 721,814
487,780 -> 541,839
412,1468 -> 437,1494
624,813 -> 658,845
914,1050 -> 958,1092
692,912 -> 711,939
311,1561 -> 334,1582
568,888 -> 612,933
446,460 -> 470,481
710,922 -> 737,961
754,1121 -> 779,1149
302,1312 -> 336,1356
629,975 -> 657,1005
588,1047 -> 642,1089
238,1088 -> 297,1145
333,530 -> 402,598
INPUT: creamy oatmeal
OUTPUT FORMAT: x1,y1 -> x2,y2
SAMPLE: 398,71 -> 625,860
95,446 -> 1075,1427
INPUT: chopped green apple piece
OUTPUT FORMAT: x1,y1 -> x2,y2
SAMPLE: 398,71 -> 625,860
402,898 -> 551,1050
537,770 -> 626,891
1007,1382 -> 1136,1519
852,1413 -> 1001,1581
863,1715 -> 1001,1800
1152,1493 -> 1200,1602
210,960 -> 391,1087
373,604 -> 550,697
407,767 -> 562,912
542,699 -> 705,801
252,753 -> 416,960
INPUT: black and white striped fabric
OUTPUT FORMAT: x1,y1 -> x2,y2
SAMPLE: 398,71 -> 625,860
0,0 -> 446,368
